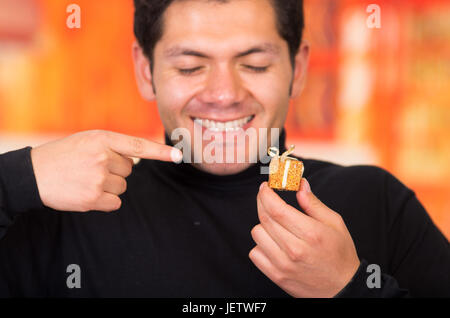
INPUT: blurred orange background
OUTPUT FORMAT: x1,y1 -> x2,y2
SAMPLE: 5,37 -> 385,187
0,0 -> 449,239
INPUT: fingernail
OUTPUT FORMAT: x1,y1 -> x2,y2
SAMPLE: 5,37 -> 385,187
171,148 -> 183,163
302,178 -> 311,193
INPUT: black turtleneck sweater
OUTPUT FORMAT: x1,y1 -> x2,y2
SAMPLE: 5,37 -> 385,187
0,132 -> 449,297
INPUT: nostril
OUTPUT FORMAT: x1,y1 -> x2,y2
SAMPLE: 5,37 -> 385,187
199,86 -> 245,107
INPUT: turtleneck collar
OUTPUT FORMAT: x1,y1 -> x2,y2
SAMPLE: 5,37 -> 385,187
140,129 -> 293,190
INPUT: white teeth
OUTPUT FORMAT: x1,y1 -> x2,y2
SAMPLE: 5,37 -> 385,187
194,116 -> 253,132
225,121 -> 234,129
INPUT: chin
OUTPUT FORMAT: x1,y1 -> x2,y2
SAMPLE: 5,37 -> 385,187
193,162 -> 254,176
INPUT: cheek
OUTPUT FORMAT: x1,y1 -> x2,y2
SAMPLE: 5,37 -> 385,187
155,75 -> 197,117
245,73 -> 291,119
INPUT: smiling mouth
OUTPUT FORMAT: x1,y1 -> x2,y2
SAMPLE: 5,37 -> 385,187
193,115 -> 255,132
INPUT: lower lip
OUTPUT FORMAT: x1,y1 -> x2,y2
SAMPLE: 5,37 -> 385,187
193,116 -> 255,135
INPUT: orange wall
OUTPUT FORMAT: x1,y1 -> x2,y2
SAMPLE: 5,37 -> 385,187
0,0 -> 449,239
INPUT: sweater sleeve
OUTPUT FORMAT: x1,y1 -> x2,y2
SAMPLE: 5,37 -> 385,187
334,259 -> 410,298
384,172 -> 450,297
336,169 -> 450,297
0,147 -> 44,240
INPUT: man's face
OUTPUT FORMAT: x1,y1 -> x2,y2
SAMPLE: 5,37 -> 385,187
134,0 -> 309,175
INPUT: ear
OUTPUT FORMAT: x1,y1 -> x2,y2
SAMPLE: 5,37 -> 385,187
132,41 -> 156,101
290,40 -> 310,99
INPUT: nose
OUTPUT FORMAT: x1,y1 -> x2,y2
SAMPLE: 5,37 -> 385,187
197,64 -> 246,107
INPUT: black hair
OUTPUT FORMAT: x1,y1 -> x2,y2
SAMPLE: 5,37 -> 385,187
134,0 -> 304,72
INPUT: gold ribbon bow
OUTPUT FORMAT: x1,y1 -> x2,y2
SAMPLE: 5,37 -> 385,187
268,145 -> 298,162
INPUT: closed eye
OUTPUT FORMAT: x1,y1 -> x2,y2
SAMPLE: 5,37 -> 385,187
178,67 -> 203,75
243,65 -> 269,73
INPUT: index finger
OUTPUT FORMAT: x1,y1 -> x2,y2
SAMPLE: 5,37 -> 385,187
105,131 -> 183,162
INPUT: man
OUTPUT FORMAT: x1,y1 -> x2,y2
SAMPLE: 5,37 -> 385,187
0,0 -> 449,297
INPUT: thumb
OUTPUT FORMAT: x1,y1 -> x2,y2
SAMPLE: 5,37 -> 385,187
296,178 -> 339,226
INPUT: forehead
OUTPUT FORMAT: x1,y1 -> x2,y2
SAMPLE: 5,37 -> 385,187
156,0 -> 285,57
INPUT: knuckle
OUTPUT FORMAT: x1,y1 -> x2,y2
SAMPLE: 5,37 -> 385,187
104,197 -> 122,212
120,179 -> 128,194
248,247 -> 257,259
334,213 -> 345,226
78,204 -> 91,213
89,179 -> 105,198
286,246 -> 304,262
125,163 -> 133,176
258,212 -> 270,225
270,208 -> 285,222
248,246 -> 261,261
130,138 -> 144,156
278,261 -> 295,274
305,231 -> 321,245
273,272 -> 288,285
112,198 -> 122,210
94,172 -> 107,188
104,203 -> 117,212
89,130 -> 107,143
256,190 -> 263,202
85,191 -> 101,208
310,196 -> 325,212
251,224 -> 263,238
310,198 -> 322,211
95,152 -> 109,166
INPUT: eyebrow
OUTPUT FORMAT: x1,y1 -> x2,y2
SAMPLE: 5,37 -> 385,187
163,43 -> 281,59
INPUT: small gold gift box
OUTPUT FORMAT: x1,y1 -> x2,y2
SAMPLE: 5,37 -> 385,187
268,145 -> 304,191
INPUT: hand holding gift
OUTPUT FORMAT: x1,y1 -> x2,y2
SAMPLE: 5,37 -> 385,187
250,176 -> 361,298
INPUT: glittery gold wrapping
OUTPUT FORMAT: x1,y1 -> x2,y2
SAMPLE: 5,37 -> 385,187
268,158 -> 304,191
